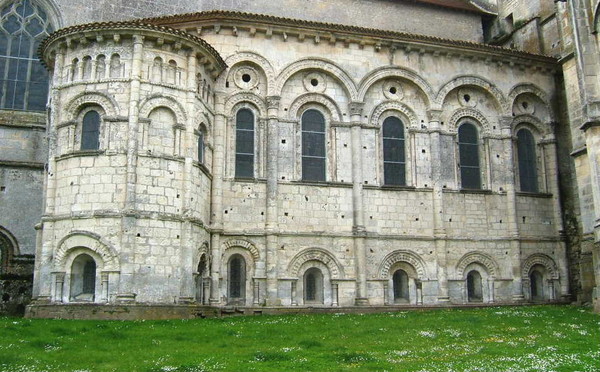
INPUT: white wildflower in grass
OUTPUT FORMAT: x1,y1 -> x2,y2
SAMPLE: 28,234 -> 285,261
444,328 -> 462,337
43,344 -> 60,352
418,330 -> 436,338
578,329 -> 589,335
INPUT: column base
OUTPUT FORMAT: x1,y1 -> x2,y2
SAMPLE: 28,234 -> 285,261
209,298 -> 221,306
263,298 -> 281,306
116,293 -> 137,303
560,294 -> 572,302
512,294 -> 525,302
355,297 -> 369,306
178,296 -> 194,304
32,296 -> 52,304
437,296 -> 450,303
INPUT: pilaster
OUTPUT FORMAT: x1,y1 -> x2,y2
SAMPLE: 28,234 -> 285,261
349,101 -> 368,305
427,109 -> 449,302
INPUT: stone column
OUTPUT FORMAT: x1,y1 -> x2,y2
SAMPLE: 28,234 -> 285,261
202,277 -> 211,304
580,121 -> 600,307
53,272 -> 65,302
209,92 -> 227,305
428,110 -> 449,302
34,47 -> 66,302
101,272 -> 109,302
540,129 -> 571,300
253,280 -> 260,305
500,116 -> 524,301
349,102 -> 368,305
291,280 -> 298,306
487,278 -> 495,303
265,96 -> 281,305
383,282 -> 389,305
178,51 -> 199,303
117,35 -> 144,302
331,283 -> 339,307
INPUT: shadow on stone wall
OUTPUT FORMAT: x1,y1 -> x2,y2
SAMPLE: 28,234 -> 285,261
0,255 -> 34,316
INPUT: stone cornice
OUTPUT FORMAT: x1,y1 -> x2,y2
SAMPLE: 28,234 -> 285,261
39,21 -> 227,77
0,160 -> 45,169
143,11 -> 557,70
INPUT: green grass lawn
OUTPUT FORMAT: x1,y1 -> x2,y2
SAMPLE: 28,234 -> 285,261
0,305 -> 598,372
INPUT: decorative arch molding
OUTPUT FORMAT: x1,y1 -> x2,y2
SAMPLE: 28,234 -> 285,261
288,248 -> 344,279
275,57 -> 358,99
0,225 -> 19,256
508,83 -> 549,107
64,91 -> 119,119
223,51 -> 276,91
522,253 -> 559,280
194,241 -> 210,273
139,94 -> 188,123
53,231 -> 119,271
370,101 -> 418,128
512,114 -> 550,136
222,239 -> 259,261
358,66 -> 434,105
508,83 -> 554,122
378,250 -> 428,279
198,111 -> 212,130
288,93 -> 342,121
224,92 -> 267,117
448,108 -> 491,134
456,251 -> 500,278
436,75 -> 508,113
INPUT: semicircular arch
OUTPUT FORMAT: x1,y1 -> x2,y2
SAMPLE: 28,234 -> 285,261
512,114 -> 550,136
358,66 -> 434,105
522,253 -> 559,280
223,51 -> 276,91
436,75 -> 508,113
378,250 -> 428,279
65,91 -> 119,119
54,231 -> 120,271
224,92 -> 267,117
456,251 -> 499,278
288,93 -> 342,121
222,239 -> 259,261
139,94 -> 187,123
370,101 -> 418,128
288,248 -> 344,279
275,57 -> 358,99
448,108 -> 491,134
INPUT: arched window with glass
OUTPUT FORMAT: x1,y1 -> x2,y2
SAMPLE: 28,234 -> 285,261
301,109 -> 326,182
81,110 -> 100,150
235,108 -> 254,178
382,116 -> 406,186
0,0 -> 55,111
197,130 -> 205,164
458,122 -> 481,189
516,128 -> 538,193
70,253 -> 96,302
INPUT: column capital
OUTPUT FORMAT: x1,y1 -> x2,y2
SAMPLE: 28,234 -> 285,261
498,115 -> 513,129
266,95 -> 281,109
132,35 -> 145,44
426,109 -> 442,122
349,101 -> 365,116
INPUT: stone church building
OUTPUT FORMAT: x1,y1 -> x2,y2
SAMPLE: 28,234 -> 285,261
0,0 -> 599,318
